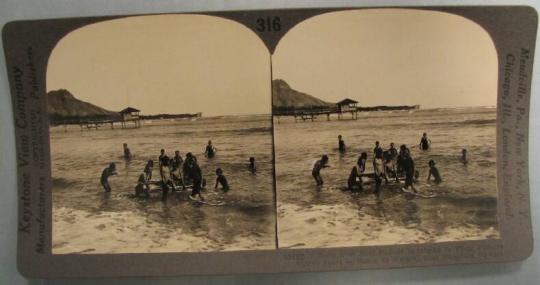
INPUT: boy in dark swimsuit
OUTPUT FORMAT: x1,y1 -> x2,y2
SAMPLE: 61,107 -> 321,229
460,149 -> 468,165
357,152 -> 367,174
205,140 -> 216,158
373,141 -> 383,155
123,143 -> 132,160
419,132 -> 431,150
397,144 -> 410,177
158,149 -> 167,179
347,166 -> 362,192
171,150 -> 184,187
185,157 -> 204,201
160,156 -> 173,201
134,173 -> 150,198
249,157 -> 257,174
214,168 -> 230,192
144,160 -> 154,181
100,163 -> 117,192
338,135 -> 346,153
373,148 -> 386,196
312,155 -> 329,186
388,142 -> 398,159
427,160 -> 442,184
401,151 -> 416,192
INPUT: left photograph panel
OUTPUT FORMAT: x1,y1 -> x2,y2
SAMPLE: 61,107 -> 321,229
46,15 -> 275,254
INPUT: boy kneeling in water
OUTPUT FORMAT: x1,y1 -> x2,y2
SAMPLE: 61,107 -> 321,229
134,173 -> 150,198
215,168 -> 230,192
347,166 -> 363,192
427,159 -> 442,184
312,155 -> 329,186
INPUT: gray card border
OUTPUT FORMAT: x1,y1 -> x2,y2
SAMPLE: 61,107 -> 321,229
1,5 -> 536,278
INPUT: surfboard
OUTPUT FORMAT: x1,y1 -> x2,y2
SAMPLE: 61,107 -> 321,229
401,187 -> 438,198
188,195 -> 225,206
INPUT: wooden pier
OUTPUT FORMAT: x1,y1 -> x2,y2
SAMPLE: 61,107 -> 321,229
273,98 -> 359,123
52,106 -> 142,131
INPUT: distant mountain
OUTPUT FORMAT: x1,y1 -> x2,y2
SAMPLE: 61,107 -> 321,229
47,89 -> 119,122
272,79 -> 334,109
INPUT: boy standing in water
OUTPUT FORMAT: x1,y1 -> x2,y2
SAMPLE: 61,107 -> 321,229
160,156 -> 173,201
312,155 -> 329,186
100,163 -> 117,192
357,152 -> 368,174
338,135 -> 346,153
419,132 -> 431,150
205,140 -> 217,158
171,150 -> 184,187
214,168 -> 230,192
401,151 -> 416,192
123,143 -> 132,160
144,160 -> 154,181
249,157 -> 257,174
388,142 -> 398,159
185,156 -> 204,201
158,149 -> 167,179
373,141 -> 383,155
427,160 -> 442,184
460,149 -> 468,165
373,148 -> 386,197
347,166 -> 363,192
397,144 -> 410,177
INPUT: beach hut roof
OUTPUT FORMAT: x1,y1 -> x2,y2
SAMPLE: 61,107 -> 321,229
336,98 -> 358,105
120,107 -> 140,114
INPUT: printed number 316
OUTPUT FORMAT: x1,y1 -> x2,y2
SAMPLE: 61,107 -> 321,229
256,17 -> 281,32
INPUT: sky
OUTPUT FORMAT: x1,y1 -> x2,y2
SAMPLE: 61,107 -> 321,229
47,14 -> 271,117
272,9 -> 498,108
47,10 -> 498,115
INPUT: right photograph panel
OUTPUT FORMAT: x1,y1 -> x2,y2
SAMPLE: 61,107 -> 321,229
272,9 -> 500,248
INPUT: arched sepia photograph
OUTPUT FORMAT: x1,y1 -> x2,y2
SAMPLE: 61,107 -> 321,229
47,15 -> 275,253
272,9 -> 499,248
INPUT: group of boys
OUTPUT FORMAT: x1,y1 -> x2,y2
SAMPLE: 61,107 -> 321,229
101,140 -> 258,202
314,133 -> 459,197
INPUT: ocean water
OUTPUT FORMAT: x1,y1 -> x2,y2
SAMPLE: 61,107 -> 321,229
50,115 -> 275,253
274,107 -> 500,248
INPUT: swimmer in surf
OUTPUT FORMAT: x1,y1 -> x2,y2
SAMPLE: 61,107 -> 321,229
185,156 -> 204,201
347,166 -> 363,192
158,149 -> 167,179
427,159 -> 442,184
249,157 -> 257,174
123,143 -> 132,160
338,135 -> 346,153
357,152 -> 368,174
373,148 -> 386,197
373,141 -> 383,155
460,149 -> 468,165
419,132 -> 431,150
205,140 -> 217,158
144,160 -> 154,181
100,163 -> 117,193
134,173 -> 150,198
214,168 -> 230,192
160,155 -> 173,201
400,150 -> 416,192
312,155 -> 329,186
171,150 -> 184,187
